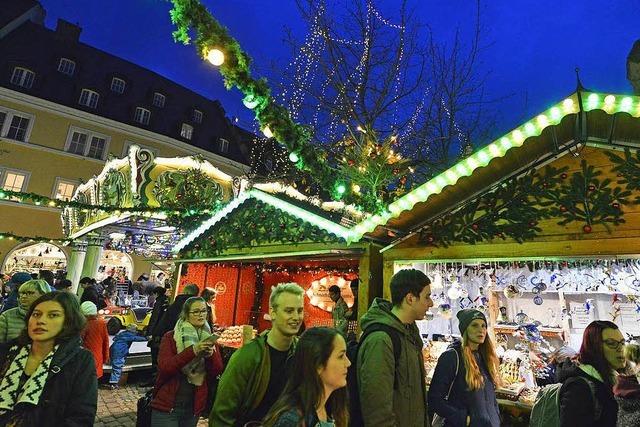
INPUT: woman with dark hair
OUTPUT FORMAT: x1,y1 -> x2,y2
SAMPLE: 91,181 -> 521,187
428,309 -> 501,427
151,296 -> 223,426
559,320 -> 625,427
262,327 -> 351,427
200,287 -> 217,328
0,291 -> 97,426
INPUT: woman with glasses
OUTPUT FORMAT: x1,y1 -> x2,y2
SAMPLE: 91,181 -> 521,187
150,296 -> 223,426
558,320 -> 625,427
0,279 -> 50,343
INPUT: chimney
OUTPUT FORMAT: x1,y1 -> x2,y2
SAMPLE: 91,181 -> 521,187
55,19 -> 82,42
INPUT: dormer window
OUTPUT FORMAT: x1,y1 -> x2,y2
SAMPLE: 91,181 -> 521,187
110,77 -> 126,94
152,92 -> 166,108
10,67 -> 35,89
192,109 -> 203,124
78,89 -> 99,109
180,123 -> 193,140
57,58 -> 76,76
218,138 -> 229,153
134,107 -> 151,125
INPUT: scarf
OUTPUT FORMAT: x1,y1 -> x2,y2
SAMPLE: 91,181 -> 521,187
0,344 -> 58,413
174,319 -> 210,386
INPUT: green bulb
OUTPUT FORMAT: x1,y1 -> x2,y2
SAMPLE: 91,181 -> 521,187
289,152 -> 300,163
336,184 -> 346,195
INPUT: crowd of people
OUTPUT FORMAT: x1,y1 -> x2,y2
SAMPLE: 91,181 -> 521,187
0,268 -> 639,426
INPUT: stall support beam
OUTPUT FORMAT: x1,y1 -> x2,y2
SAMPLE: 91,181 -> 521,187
359,243 -> 384,320
78,237 -> 104,297
68,242 -> 87,294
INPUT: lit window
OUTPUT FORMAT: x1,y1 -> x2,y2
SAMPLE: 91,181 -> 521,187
111,77 -> 126,94
65,127 -> 110,160
152,92 -> 166,108
180,123 -> 193,140
2,171 -> 27,192
218,138 -> 229,153
57,58 -> 76,76
54,180 -> 76,201
10,67 -> 35,89
134,107 -> 151,125
192,109 -> 203,124
78,89 -> 99,109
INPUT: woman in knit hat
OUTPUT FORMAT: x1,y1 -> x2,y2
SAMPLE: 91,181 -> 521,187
80,301 -> 110,379
0,279 -> 50,343
428,308 -> 501,427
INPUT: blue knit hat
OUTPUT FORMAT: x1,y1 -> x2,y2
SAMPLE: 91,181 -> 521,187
9,272 -> 32,285
457,308 -> 487,335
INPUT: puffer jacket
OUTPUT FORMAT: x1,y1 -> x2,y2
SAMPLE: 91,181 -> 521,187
613,373 -> 640,427
357,298 -> 429,427
0,337 -> 97,426
0,307 -> 26,343
558,362 -> 618,427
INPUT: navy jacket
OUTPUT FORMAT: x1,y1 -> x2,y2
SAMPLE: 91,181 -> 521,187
427,341 -> 500,427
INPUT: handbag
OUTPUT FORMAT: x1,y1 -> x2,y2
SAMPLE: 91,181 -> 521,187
135,388 -> 154,427
431,349 -> 460,427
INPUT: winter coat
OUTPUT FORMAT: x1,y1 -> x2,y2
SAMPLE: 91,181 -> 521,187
79,285 -> 100,307
147,294 -> 169,338
2,288 -> 18,312
0,307 -> 26,342
0,337 -> 97,426
110,329 -> 147,360
558,362 -> 618,427
357,298 -> 429,427
270,407 -> 321,427
427,341 -> 500,427
210,331 -> 297,427
81,316 -> 110,378
150,331 -> 223,416
613,373 -> 640,427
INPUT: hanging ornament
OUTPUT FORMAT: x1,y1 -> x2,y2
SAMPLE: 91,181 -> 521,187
583,224 -> 592,233
515,311 -> 530,325
504,284 -> 522,299
438,303 -> 452,320
532,286 -> 542,295
424,311 -> 434,321
533,295 -> 544,305
447,285 -> 462,300
584,298 -> 594,313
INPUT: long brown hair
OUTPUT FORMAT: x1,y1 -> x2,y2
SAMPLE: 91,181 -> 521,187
262,327 -> 349,427
462,328 -> 501,391
579,320 -> 620,386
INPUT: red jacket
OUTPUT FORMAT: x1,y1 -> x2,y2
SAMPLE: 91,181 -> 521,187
81,315 -> 110,378
151,331 -> 223,416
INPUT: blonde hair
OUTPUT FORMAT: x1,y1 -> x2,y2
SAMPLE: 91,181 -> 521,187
625,344 -> 640,364
269,282 -> 304,309
462,330 -> 501,391
19,279 -> 51,296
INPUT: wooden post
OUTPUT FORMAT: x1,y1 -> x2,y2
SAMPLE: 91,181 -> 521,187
358,243 -> 384,320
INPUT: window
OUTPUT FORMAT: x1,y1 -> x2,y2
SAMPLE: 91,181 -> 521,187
192,109 -> 203,124
64,127 -> 110,160
110,77 -> 126,94
1,169 -> 29,193
218,138 -> 229,153
134,107 -> 151,125
180,123 -> 193,140
10,67 -> 34,89
53,178 -> 77,201
78,89 -> 99,109
152,92 -> 165,108
0,108 -> 33,142
57,58 -> 75,76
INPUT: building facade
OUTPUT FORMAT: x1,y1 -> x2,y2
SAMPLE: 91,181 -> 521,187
0,1 -> 252,282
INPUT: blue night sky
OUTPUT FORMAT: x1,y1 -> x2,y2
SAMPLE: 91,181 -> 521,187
39,0 -> 639,142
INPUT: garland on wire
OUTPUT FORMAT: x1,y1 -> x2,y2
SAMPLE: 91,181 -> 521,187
169,0 -> 407,212
0,189 -> 221,219
0,232 -> 72,246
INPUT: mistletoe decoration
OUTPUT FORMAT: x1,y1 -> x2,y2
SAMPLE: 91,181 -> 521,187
419,159 -> 633,246
168,0 -> 410,213
181,198 -> 341,257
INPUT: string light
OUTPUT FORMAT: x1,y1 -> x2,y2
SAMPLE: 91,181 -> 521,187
206,48 -> 225,66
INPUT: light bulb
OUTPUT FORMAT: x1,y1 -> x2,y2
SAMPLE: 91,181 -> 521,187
289,152 -> 299,163
206,48 -> 225,66
243,95 -> 259,109
262,126 -> 273,138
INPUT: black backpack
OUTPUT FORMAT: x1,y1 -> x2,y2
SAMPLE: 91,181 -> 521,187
347,324 -> 401,427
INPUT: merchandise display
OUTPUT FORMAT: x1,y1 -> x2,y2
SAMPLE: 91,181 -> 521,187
217,325 -> 257,348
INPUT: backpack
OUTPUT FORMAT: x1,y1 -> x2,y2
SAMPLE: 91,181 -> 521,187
347,324 -> 401,427
529,376 -> 602,427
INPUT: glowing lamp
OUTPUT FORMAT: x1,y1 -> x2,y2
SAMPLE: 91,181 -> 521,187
243,95 -> 259,109
289,152 -> 300,163
206,48 -> 225,66
262,126 -> 274,138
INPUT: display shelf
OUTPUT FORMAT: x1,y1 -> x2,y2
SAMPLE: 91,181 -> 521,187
493,324 -> 564,338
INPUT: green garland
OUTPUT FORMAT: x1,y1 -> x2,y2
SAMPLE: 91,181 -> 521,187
169,0 -> 400,212
420,160 -> 633,246
0,232 -> 72,246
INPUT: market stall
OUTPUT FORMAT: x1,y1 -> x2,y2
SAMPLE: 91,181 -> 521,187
352,88 -> 640,424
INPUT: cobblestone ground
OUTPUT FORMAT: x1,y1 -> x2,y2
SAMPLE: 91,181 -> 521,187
95,384 -> 208,426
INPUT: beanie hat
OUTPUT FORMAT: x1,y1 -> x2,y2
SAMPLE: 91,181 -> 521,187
80,301 -> 98,316
9,272 -> 32,285
457,308 -> 487,335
